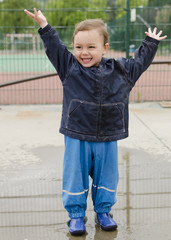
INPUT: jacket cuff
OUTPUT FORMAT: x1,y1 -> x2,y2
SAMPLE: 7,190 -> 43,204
38,24 -> 51,35
145,36 -> 160,46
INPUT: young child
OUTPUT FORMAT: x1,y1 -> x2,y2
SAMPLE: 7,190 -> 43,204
24,8 -> 167,236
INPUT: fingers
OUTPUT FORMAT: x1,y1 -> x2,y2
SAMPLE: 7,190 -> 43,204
24,9 -> 35,18
34,8 -> 38,17
159,35 -> 167,40
148,27 -> 157,35
24,8 -> 39,19
153,27 -> 157,35
157,30 -> 162,37
156,30 -> 167,39
148,27 -> 152,35
146,27 -> 167,40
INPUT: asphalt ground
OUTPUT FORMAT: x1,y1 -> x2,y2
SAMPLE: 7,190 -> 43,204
0,102 -> 171,240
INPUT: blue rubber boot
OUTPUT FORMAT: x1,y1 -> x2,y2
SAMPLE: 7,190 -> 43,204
95,213 -> 117,231
67,217 -> 86,236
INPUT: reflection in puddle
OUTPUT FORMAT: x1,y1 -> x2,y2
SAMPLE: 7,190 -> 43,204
93,225 -> 118,240
0,146 -> 171,240
123,152 -> 131,229
66,225 -> 118,240
119,147 -> 171,238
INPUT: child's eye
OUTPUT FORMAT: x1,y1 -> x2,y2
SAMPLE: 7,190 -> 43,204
75,46 -> 81,49
89,46 -> 95,49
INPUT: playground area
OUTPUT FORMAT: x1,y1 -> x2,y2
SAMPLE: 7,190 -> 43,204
0,1 -> 171,239
0,102 -> 171,240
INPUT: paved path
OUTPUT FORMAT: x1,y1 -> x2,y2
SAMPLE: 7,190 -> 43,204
0,102 -> 171,240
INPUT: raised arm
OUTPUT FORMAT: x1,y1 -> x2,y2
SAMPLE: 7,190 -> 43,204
24,8 -> 75,82
24,8 -> 48,29
118,28 -> 167,87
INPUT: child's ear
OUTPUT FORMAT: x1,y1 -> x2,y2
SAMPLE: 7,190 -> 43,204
103,43 -> 109,55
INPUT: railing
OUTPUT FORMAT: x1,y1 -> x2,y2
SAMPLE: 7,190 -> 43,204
0,61 -> 171,104
0,61 -> 171,89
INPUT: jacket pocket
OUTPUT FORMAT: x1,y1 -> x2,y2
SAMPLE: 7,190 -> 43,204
100,102 -> 125,135
66,99 -> 98,134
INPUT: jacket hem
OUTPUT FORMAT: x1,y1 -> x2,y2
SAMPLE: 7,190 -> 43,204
60,128 -> 128,142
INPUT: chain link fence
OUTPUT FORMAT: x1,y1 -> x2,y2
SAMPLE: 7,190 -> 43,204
0,0 -> 171,103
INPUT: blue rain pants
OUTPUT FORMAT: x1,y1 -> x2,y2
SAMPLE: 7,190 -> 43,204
62,136 -> 119,219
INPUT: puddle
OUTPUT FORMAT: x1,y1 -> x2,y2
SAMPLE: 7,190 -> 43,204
0,146 -> 171,239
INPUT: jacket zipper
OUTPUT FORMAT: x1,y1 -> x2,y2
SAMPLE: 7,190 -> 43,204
96,67 -> 103,139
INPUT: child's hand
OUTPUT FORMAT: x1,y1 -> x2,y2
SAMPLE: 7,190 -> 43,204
145,27 -> 167,41
24,8 -> 48,29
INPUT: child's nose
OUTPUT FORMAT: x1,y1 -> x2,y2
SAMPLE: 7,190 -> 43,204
82,48 -> 88,55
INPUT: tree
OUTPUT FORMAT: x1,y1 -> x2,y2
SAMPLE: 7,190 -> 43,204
1,0 -> 40,33
45,0 -> 110,27
44,0 -> 110,44
114,0 -> 148,20
148,0 -> 171,7
155,5 -> 171,37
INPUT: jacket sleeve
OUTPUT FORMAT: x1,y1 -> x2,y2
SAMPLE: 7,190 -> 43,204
117,36 -> 159,87
38,24 -> 75,82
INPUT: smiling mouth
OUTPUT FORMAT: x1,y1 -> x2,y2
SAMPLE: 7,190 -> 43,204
81,58 -> 92,63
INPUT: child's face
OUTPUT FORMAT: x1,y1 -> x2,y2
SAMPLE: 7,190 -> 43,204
73,29 -> 109,68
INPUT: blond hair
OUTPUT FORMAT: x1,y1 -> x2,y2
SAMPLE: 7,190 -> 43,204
72,19 -> 109,45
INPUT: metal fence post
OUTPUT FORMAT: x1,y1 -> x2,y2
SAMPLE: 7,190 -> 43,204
126,0 -> 130,59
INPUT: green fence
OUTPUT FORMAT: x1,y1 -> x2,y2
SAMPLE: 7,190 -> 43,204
0,0 -> 171,103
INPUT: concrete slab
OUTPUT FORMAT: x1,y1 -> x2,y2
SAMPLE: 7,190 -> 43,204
0,102 -> 171,239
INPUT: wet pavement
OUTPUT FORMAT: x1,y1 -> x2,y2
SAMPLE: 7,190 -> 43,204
0,102 -> 171,240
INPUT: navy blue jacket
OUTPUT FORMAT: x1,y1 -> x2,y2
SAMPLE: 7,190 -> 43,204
39,24 -> 159,142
